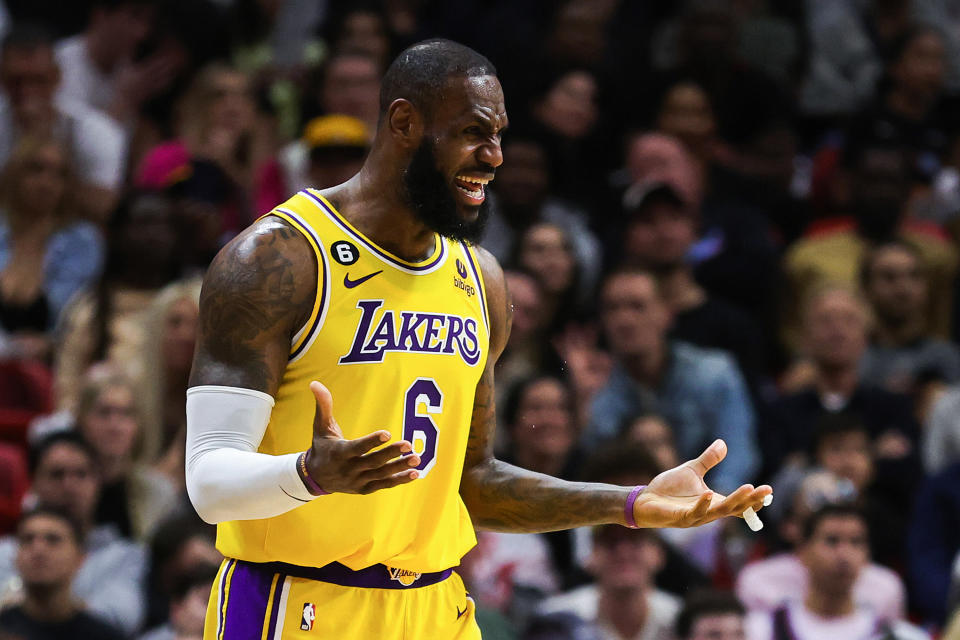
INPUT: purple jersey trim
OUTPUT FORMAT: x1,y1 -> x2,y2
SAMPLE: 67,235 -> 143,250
237,559 -> 452,590
274,209 -> 329,362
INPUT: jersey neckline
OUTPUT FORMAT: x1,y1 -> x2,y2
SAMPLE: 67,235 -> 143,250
302,188 -> 447,274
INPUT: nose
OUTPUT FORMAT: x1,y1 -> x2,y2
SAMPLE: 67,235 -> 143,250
478,139 -> 503,169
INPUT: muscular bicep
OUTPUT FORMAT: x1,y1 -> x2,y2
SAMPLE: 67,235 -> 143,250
188,217 -> 317,396
464,247 -> 512,469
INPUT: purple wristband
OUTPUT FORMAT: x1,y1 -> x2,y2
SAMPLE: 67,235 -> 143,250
624,485 -> 647,528
298,450 -> 329,496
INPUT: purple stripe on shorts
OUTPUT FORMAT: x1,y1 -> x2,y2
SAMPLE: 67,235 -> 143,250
265,575 -> 286,639
221,561 -> 276,639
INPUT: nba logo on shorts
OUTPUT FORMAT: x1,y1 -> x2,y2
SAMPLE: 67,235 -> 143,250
301,603 -> 316,631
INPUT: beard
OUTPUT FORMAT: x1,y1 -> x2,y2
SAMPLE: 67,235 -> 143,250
402,139 -> 491,244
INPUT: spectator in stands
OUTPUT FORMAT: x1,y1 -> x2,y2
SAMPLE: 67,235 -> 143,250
54,191 -> 182,410
783,143 -> 958,351
588,268 -> 757,492
321,4 -> 395,72
0,431 -> 147,635
0,24 -> 125,221
622,413 -> 680,474
482,136 -> 600,291
135,63 -> 277,226
305,50 -> 382,133
0,135 -> 102,348
655,80 -> 718,174
859,240 -> 960,398
143,510 -> 220,633
513,222 -> 586,333
0,507 -> 123,640
138,563 -> 217,640
676,590 -> 747,640
503,375 -> 581,479
737,470 -> 907,623
55,0 -> 184,127
535,524 -> 680,640
74,370 -> 177,539
620,180 -> 765,389
494,270 -> 547,415
303,115 -> 370,190
745,504 -> 928,640
908,461 -> 960,626
136,278 -> 202,485
764,285 -> 920,480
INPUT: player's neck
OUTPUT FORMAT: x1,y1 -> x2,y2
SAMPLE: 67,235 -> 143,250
332,164 -> 438,264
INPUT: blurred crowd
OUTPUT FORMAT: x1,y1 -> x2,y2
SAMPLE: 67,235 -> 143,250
3,0 -> 960,639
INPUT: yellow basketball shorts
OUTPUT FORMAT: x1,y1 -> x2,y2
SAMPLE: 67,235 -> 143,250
203,558 -> 481,639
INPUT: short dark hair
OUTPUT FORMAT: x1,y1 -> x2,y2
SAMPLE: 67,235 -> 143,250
171,563 -> 220,602
675,590 -> 745,639
379,39 -> 496,120
17,505 -> 85,547
809,411 -> 869,458
600,267 -> 662,300
28,430 -> 96,477
801,503 -> 866,542
858,238 -> 924,290
579,440 -> 663,484
1,23 -> 56,55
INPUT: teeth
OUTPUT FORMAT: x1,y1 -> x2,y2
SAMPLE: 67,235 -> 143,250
456,184 -> 484,199
457,175 -> 491,185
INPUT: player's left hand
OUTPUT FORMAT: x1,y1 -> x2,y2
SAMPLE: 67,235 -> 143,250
632,439 -> 772,528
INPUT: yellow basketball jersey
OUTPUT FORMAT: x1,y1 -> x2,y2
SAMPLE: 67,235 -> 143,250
215,189 -> 490,573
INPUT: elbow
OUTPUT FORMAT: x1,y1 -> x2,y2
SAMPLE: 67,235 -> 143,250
185,459 -> 228,524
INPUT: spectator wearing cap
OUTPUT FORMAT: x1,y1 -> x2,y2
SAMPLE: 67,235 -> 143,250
0,25 -> 125,222
0,507 -> 124,640
859,240 -> 960,402
587,268 -> 757,492
278,114 -> 371,196
0,431 -> 147,635
481,136 -> 601,293
620,179 -> 765,393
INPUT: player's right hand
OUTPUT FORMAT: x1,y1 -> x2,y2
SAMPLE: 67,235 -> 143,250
304,381 -> 421,495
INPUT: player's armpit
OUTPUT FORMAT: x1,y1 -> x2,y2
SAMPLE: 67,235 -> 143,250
189,216 -> 317,396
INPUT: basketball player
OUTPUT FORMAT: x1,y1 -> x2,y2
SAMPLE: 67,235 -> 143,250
185,39 -> 772,639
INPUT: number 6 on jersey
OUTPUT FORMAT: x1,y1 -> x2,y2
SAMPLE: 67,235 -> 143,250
403,378 -> 443,477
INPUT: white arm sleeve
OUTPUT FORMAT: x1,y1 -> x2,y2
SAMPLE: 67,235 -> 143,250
185,385 -> 317,524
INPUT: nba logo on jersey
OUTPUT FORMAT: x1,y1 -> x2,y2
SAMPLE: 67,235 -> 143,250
301,603 -> 316,631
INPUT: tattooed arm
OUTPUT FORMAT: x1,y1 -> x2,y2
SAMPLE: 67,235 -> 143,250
459,247 -> 772,532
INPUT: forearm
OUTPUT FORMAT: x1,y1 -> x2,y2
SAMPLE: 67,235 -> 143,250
185,386 -> 316,523
460,458 -> 632,533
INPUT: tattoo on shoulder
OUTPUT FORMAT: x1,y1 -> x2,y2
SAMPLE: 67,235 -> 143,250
191,220 -> 315,390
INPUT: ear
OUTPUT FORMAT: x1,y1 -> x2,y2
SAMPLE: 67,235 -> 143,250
387,98 -> 423,150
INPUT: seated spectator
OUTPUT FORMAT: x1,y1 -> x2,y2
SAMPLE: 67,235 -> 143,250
859,240 -> 960,399
74,370 -> 177,540
783,142 -> 958,351
495,271 -> 548,414
0,25 -> 125,221
138,563 -> 217,640
587,268 -> 757,492
502,375 -> 581,479
620,180 -> 765,390
143,510 -> 220,633
513,222 -> 588,332
136,278 -> 202,484
737,473 -> 907,624
55,0 -> 183,127
654,80 -> 718,175
676,590 -> 747,640
0,507 -> 123,640
54,191 -> 182,410
135,63 -> 277,226
279,113 -> 371,197
0,431 -> 147,635
745,504 -> 929,640
622,413 -> 680,474
764,286 -> 920,485
535,525 -> 680,640
907,462 -> 960,626
481,136 -> 601,292
301,49 -> 382,135
0,135 -> 103,341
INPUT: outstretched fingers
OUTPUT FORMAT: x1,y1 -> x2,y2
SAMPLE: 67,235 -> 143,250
689,439 -> 728,477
